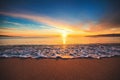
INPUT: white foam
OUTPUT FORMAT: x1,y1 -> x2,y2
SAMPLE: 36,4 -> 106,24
0,44 -> 120,59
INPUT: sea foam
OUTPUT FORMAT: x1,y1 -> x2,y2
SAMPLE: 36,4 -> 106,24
0,44 -> 120,59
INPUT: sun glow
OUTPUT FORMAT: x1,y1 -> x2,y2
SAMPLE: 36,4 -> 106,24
57,30 -> 68,44
62,31 -> 67,44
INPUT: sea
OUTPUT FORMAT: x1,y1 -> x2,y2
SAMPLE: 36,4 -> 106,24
0,37 -> 120,59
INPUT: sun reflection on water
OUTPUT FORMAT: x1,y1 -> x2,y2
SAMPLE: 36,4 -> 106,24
62,31 -> 67,44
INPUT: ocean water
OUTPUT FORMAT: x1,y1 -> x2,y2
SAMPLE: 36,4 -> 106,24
0,37 -> 120,59
0,37 -> 120,45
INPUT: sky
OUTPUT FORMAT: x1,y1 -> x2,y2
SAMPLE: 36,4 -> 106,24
0,0 -> 120,37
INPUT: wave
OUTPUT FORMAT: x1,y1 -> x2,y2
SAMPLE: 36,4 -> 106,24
0,44 -> 120,59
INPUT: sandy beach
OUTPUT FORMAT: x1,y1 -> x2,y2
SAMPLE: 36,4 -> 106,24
0,57 -> 120,80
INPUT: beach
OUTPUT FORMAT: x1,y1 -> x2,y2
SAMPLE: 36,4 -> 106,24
0,57 -> 120,80
0,0 -> 120,80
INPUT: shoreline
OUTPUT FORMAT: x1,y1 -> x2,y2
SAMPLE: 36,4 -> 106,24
0,55 -> 120,60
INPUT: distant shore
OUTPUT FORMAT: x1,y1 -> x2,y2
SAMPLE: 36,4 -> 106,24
0,57 -> 120,80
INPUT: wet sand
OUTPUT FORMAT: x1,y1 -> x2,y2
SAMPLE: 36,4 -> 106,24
0,57 -> 120,80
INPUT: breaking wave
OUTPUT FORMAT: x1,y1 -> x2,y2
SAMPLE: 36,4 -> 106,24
0,44 -> 120,59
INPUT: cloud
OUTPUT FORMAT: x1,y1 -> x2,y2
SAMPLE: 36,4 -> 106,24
3,21 -> 25,26
0,11 -> 120,36
0,27 -> 18,35
86,13 -> 120,33
1,21 -> 32,30
84,0 -> 120,33
96,0 -> 120,30
0,27 -> 16,30
0,12 -> 83,32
